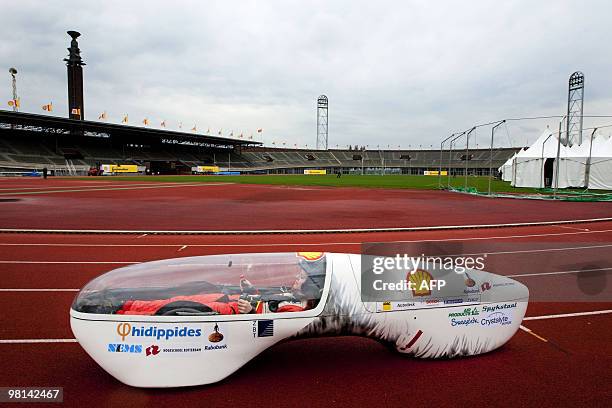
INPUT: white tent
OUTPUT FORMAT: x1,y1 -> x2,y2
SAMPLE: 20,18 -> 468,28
556,131 -> 612,189
499,153 -> 515,182
511,129 -> 571,188
555,139 -> 589,188
588,135 -> 612,190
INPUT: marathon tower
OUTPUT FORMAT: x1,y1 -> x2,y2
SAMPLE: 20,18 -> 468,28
64,31 -> 85,120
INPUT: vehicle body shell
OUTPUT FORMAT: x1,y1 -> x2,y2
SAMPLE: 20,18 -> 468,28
70,252 -> 528,387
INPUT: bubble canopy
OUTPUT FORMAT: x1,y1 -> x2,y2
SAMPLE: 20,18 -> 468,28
72,252 -> 328,316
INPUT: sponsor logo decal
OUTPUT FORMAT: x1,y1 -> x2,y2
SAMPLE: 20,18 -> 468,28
408,270 -> 433,296
378,301 -> 417,312
443,298 -> 464,305
117,323 -> 131,341
208,323 -> 224,343
257,320 -> 274,337
204,344 -> 228,351
116,323 -> 202,341
464,272 -> 476,288
481,281 -> 516,292
395,302 -> 416,309
450,316 -> 479,327
482,302 -> 517,313
107,343 -> 142,353
448,307 -> 479,318
145,345 -> 160,356
480,311 -> 512,327
145,344 -> 204,356
463,288 -> 479,294
297,252 -> 324,261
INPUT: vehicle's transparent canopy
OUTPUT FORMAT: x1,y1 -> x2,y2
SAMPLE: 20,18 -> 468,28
72,252 -> 328,315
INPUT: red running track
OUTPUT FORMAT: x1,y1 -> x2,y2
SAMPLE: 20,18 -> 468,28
0,178 -> 611,406
0,178 -> 611,231
0,223 -> 611,407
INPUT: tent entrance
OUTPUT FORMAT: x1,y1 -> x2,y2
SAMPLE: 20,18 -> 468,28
543,158 -> 554,188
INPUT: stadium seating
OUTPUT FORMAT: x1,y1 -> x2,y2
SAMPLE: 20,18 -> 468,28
0,130 -> 518,176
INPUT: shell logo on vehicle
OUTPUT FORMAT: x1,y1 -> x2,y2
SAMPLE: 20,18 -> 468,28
297,252 -> 325,261
408,269 -> 433,296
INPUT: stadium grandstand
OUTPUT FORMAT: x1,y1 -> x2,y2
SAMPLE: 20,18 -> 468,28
0,109 -> 518,176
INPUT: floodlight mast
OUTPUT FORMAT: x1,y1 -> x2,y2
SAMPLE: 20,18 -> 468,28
566,72 -> 584,146
316,95 -> 328,150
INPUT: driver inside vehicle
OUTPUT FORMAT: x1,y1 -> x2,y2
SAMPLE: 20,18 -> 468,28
236,263 -> 323,314
108,253 -> 326,316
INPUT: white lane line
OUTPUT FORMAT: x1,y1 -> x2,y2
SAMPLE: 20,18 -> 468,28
2,243 -> 611,265
0,339 -> 77,344
431,244 -> 612,258
0,261 -> 137,264
2,217 -> 612,235
524,309 -> 612,321
508,267 -> 612,278
1,244 -> 610,268
0,182 -> 231,196
0,182 -> 198,192
2,225 -> 612,243
519,325 -> 549,342
558,225 -> 590,232
518,325 -> 571,353
0,288 -> 79,292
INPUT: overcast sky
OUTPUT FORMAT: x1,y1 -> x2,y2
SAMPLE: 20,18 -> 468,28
2,0 -> 612,148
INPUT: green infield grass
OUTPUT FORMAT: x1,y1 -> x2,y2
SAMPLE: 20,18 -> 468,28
74,174 -> 551,193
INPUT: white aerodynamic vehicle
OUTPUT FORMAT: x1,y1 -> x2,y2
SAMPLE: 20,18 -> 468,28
70,252 -> 529,388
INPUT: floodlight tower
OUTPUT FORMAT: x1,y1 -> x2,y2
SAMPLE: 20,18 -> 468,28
316,95 -> 328,150
565,71 -> 584,146
8,67 -> 18,112
64,31 -> 85,120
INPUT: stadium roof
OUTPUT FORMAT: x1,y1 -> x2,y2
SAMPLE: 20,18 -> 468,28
0,110 -> 261,147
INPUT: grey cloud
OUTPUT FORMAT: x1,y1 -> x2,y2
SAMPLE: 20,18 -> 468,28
2,0 -> 611,148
